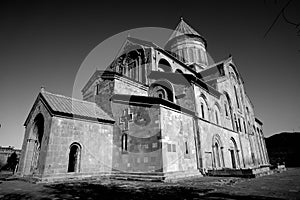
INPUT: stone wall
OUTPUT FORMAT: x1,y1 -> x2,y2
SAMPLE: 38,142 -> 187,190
44,117 -> 113,176
174,83 -> 195,112
160,107 -> 198,173
111,102 -> 162,172
198,119 -> 243,170
114,78 -> 147,96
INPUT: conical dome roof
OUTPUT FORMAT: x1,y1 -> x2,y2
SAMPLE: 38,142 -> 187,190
165,17 -> 207,49
168,17 -> 201,40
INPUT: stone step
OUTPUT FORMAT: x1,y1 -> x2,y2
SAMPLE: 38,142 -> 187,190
207,166 -> 272,178
110,173 -> 165,182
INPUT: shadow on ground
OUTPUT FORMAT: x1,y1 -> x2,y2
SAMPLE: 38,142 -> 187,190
3,168 -> 300,200
0,179 -> 286,200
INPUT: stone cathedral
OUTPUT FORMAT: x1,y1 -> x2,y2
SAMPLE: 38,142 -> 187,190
18,18 -> 270,181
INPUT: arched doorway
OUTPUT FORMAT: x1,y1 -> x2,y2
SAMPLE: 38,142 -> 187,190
27,113 -> 44,175
68,143 -> 81,173
229,138 -> 239,169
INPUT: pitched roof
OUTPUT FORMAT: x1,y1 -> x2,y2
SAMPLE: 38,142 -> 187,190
39,90 -> 114,123
168,17 -> 202,41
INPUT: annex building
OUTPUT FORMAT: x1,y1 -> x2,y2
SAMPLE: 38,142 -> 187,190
18,18 -> 270,181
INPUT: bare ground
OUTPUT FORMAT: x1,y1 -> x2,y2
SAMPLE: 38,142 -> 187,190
0,168 -> 299,200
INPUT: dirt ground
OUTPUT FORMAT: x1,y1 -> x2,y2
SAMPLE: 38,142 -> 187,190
0,168 -> 299,200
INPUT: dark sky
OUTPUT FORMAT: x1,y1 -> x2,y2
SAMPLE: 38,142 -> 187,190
0,0 -> 299,148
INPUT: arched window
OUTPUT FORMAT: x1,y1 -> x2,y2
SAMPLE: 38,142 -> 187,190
214,142 -> 221,168
158,59 -> 172,72
224,102 -> 229,117
223,92 -> 235,130
214,104 -> 221,125
68,143 -> 81,173
229,138 -> 239,168
156,89 -> 166,99
149,80 -> 174,102
199,95 -> 209,120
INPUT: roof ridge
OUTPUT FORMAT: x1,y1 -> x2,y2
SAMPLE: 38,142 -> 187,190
42,90 -> 97,106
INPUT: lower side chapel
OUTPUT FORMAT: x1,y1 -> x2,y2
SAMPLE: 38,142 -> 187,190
18,18 -> 270,181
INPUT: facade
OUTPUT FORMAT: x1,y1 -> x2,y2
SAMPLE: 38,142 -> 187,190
18,18 -> 270,181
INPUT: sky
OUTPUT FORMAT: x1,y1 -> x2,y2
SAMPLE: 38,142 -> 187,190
0,0 -> 299,149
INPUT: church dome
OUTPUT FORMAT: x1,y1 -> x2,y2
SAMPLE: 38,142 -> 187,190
164,17 -> 208,71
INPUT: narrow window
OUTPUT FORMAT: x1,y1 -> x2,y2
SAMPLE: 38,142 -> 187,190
178,49 -> 183,62
135,60 -> 139,81
197,49 -> 201,63
234,115 -> 238,132
132,61 -> 137,80
238,118 -> 242,132
185,141 -> 189,154
128,65 -> 131,78
183,48 -> 188,62
201,103 -> 205,119
167,144 -> 172,152
68,143 -> 81,173
234,86 -> 240,109
123,66 -> 127,76
188,48 -> 194,62
224,103 -> 228,117
95,84 -> 99,95
118,65 -> 123,75
200,50 -> 205,63
121,134 -> 128,151
172,144 -> 176,152
215,110 -> 219,125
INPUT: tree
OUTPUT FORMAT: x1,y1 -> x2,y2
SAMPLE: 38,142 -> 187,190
5,152 -> 19,171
